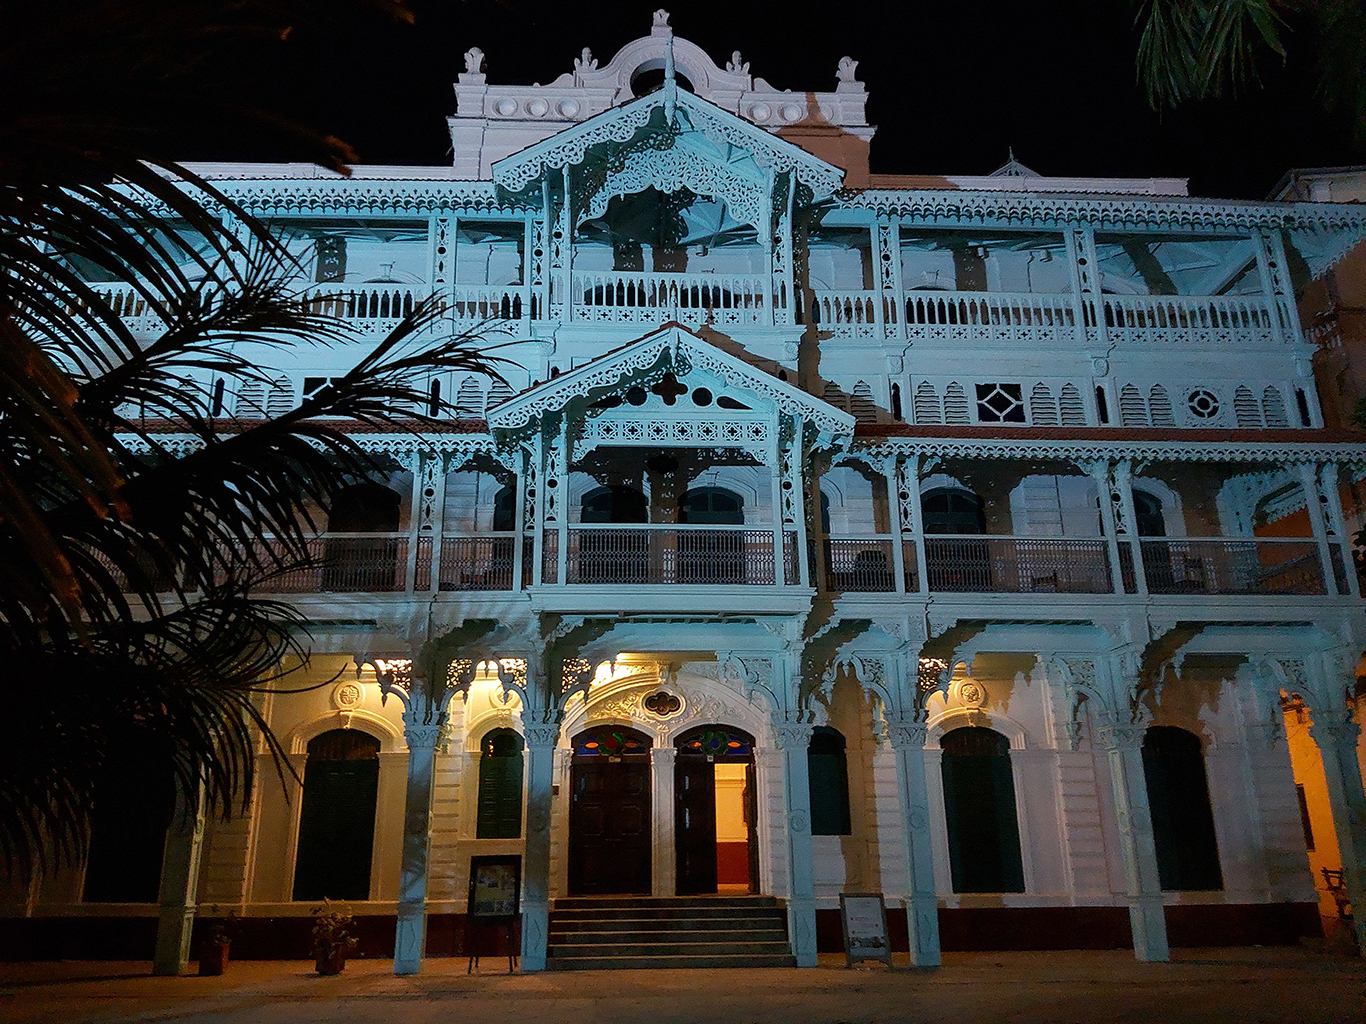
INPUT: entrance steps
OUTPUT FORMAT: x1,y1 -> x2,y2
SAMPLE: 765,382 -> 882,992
546,895 -> 796,970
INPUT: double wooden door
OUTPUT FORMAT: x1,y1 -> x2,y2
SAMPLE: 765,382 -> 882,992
568,757 -> 652,894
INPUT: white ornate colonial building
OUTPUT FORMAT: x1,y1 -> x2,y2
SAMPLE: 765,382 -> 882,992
9,12 -> 1366,971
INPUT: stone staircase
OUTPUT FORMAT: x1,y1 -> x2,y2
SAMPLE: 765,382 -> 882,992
546,895 -> 797,970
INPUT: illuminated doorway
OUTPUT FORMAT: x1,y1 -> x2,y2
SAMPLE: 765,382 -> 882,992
674,725 -> 759,895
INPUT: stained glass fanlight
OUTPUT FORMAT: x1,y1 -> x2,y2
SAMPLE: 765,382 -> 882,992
572,725 -> 652,757
676,725 -> 754,759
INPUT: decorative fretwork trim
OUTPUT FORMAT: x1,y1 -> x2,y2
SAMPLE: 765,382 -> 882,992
493,90 -> 843,198
487,324 -> 853,438
143,177 -> 530,218
853,436 -> 1366,465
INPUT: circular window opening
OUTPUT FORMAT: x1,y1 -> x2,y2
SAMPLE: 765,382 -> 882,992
691,387 -> 713,407
1186,389 -> 1220,419
630,66 -> 694,96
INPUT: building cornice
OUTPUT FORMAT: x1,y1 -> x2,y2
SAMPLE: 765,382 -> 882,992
837,187 -> 1366,232
159,173 -> 533,218
852,426 -> 1366,465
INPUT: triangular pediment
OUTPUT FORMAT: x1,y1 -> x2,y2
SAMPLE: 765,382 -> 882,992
486,324 -> 854,442
491,88 -> 844,210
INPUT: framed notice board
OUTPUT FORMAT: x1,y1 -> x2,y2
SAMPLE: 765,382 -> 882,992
468,855 -> 521,919
839,892 -> 892,967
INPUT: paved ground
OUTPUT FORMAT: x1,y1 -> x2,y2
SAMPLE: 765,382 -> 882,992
1,948 -> 1363,1024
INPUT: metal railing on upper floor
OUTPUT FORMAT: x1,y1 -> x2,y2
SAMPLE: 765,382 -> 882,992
1135,537 -> 1325,596
93,527 -> 1340,600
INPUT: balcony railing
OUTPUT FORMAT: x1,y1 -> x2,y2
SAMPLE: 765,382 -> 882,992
86,269 -> 1289,352
1139,538 -> 1325,595
253,534 -> 409,593
824,537 -> 898,592
553,525 -> 784,585
69,283 -> 167,332
1100,294 -> 1275,345
800,287 -> 1281,348
141,530 -> 1335,598
924,536 -> 1113,594
301,283 -> 420,322
437,533 -> 518,591
570,272 -> 771,325
808,291 -> 888,337
450,284 -> 529,321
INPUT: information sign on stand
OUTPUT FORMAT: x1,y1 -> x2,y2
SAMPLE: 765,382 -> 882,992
466,855 -> 521,973
839,892 -> 892,968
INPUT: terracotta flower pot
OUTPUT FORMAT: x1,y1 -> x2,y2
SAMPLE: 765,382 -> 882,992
199,941 -> 230,976
315,951 -> 347,976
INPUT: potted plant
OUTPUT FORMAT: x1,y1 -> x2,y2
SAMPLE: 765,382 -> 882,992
311,901 -> 359,975
198,907 -> 234,976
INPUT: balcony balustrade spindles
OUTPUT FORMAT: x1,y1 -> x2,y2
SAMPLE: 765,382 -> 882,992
89,528 -> 1333,599
572,272 -> 770,325
300,283 -> 420,322
450,284 -> 525,321
1101,294 -> 1276,344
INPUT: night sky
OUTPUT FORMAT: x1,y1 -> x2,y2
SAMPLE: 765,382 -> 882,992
226,1 -> 1365,200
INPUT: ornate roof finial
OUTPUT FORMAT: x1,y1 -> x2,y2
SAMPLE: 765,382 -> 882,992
653,9 -> 671,30
663,31 -> 677,119
989,148 -> 1040,177
463,47 -> 485,77
836,56 -> 859,84
574,47 -> 597,74
727,50 -> 750,75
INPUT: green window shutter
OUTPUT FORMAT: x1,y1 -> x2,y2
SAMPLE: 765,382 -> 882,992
807,727 -> 852,836
808,753 -> 851,835
293,759 -> 380,901
477,753 -> 524,839
941,727 -> 1024,894
292,730 -> 380,903
990,749 -> 1025,892
1142,727 -> 1223,891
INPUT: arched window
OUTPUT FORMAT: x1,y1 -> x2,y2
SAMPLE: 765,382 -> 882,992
940,727 -> 1024,893
492,485 -> 517,532
293,729 -> 381,902
476,729 -> 524,839
679,487 -> 744,525
1142,726 -> 1223,891
808,726 -> 851,836
82,742 -> 176,903
921,488 -> 985,534
581,485 -> 648,524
